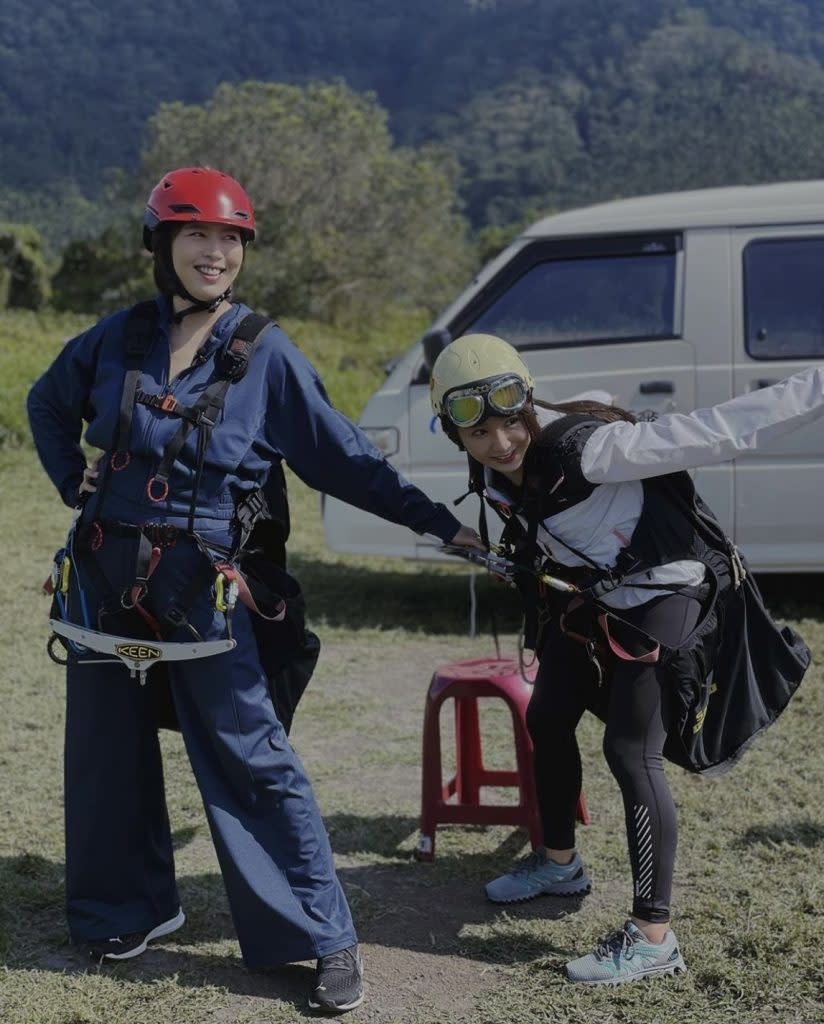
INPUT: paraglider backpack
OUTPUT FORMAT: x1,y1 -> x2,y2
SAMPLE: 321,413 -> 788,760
477,416 -> 811,776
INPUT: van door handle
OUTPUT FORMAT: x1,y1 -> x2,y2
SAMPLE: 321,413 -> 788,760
639,380 -> 674,395
753,378 -> 779,390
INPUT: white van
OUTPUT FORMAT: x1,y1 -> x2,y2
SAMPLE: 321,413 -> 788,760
323,180 -> 824,572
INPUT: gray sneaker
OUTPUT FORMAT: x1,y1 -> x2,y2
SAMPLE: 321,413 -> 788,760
565,920 -> 687,985
485,850 -> 591,903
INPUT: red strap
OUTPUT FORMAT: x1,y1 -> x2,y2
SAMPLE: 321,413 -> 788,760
214,563 -> 286,621
597,612 -> 660,664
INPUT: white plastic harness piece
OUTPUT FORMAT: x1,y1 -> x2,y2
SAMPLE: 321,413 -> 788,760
49,619 -> 236,684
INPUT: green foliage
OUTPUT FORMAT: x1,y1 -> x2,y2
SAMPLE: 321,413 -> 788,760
5,1 -> 824,221
0,180 -> 131,257
137,80 -> 474,324
0,222 -> 49,310
582,14 -> 824,200
9,0 -> 824,311
51,217 -> 154,315
439,70 -> 589,226
0,310 -> 87,449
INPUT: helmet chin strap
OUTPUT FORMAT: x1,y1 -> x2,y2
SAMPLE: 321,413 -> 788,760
171,280 -> 233,324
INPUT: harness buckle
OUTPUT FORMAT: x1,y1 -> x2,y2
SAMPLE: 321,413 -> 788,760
159,394 -> 178,413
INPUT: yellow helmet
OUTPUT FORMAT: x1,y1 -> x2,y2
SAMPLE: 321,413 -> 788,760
430,333 -> 535,427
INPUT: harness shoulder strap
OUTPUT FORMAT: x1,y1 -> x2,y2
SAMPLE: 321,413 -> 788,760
149,314 -> 275,500
115,301 -> 159,455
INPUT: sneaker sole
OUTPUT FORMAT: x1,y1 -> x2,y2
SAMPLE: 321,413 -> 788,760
567,962 -> 687,986
486,878 -> 592,904
308,991 -> 365,1012
101,908 -> 186,961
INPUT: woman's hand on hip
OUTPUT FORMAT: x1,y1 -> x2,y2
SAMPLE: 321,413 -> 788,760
78,452 -> 103,497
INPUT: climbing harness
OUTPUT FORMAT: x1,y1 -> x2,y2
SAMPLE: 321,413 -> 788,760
46,303 -> 289,676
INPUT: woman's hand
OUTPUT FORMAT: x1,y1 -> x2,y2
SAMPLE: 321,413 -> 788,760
78,453 -> 103,498
448,524 -> 485,550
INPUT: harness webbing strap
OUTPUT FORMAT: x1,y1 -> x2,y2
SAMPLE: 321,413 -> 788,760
116,301 -> 158,455
145,312 -> 273,533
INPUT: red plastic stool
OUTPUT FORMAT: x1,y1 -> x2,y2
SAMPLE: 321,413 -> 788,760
415,656 -> 590,860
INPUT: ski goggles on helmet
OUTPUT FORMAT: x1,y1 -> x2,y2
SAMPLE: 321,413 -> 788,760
443,374 -> 530,428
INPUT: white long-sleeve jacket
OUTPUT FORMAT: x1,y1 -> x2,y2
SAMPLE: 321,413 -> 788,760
485,367 -> 824,608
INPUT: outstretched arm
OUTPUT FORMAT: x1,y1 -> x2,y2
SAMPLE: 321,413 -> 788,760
580,366 -> 824,484
263,330 -> 480,545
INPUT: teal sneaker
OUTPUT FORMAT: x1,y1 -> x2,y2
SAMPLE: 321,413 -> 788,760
485,850 -> 591,903
565,920 -> 687,985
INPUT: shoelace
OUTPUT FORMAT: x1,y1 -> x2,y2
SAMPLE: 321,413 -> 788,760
511,850 -> 551,876
594,927 -> 637,961
319,947 -> 358,972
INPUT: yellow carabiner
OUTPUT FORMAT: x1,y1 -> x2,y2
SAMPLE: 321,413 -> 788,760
214,572 -> 228,613
59,556 -> 72,595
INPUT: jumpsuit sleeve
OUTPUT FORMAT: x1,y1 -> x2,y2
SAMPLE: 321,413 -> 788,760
262,331 -> 463,543
27,320 -> 107,507
580,365 -> 824,484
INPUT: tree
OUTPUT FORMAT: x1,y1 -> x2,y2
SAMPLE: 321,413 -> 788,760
440,71 -> 590,225
138,80 -> 474,323
50,218 -> 154,314
0,223 -> 49,309
582,14 -> 824,201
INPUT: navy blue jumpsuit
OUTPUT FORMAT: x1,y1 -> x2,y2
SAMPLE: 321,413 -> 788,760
27,298 -> 461,966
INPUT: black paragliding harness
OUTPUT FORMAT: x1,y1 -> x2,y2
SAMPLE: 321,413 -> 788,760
444,412 -> 809,776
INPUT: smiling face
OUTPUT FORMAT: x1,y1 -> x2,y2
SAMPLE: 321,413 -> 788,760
171,222 -> 245,304
457,414 -> 531,484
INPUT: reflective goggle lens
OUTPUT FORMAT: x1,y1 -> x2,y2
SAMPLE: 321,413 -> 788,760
446,394 -> 485,427
444,376 -> 528,427
488,380 -> 526,414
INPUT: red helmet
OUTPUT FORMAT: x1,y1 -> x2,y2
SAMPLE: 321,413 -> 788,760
143,166 -> 256,250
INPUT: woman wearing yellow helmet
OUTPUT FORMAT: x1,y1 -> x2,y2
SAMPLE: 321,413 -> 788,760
432,332 -> 816,986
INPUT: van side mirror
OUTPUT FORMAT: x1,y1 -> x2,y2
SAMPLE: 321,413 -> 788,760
421,328 -> 451,373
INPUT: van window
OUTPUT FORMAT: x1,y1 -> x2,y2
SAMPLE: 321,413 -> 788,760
464,241 -> 678,348
744,237 -> 824,359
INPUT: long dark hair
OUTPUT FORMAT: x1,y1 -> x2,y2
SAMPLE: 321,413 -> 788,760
526,396 -> 636,440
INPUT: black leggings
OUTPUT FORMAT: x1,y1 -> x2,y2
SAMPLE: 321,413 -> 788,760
526,593 -> 703,924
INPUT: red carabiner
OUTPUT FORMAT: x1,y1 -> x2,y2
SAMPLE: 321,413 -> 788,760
110,451 -> 131,471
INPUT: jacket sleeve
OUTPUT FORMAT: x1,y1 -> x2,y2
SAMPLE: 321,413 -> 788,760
27,320 -> 107,506
262,331 -> 463,542
580,365 -> 824,484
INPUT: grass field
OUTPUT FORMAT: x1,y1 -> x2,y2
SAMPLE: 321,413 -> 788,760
1,312 -> 823,1022
1,444 -> 823,1024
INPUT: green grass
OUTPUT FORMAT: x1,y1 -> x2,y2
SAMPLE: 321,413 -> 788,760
2,312 -> 824,1022
2,444 -> 824,1024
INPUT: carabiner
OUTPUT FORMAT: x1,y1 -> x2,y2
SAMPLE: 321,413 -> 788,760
214,572 -> 239,614
59,555 -> 72,595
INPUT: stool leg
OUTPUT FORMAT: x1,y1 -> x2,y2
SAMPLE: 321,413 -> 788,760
416,693 -> 444,861
454,696 -> 483,804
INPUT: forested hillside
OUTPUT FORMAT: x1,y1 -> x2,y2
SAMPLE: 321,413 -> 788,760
5,1 -> 824,224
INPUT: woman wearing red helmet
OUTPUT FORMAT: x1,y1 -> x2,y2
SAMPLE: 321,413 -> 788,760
142,166 -> 256,320
28,166 -> 480,1013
